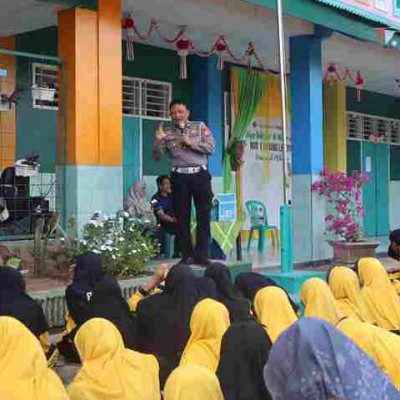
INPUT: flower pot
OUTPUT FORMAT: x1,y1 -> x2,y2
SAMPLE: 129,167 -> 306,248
328,240 -> 380,266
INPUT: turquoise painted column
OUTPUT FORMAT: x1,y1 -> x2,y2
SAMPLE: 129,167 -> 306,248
190,57 -> 223,183
290,35 -> 330,262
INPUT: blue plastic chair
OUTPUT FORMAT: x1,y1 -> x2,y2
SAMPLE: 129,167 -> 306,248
245,200 -> 279,252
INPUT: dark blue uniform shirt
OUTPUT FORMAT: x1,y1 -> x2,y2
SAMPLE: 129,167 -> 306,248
151,192 -> 175,221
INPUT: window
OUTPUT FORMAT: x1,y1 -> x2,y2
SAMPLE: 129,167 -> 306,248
375,0 -> 387,12
32,63 -> 59,110
123,77 -> 171,119
347,112 -> 400,144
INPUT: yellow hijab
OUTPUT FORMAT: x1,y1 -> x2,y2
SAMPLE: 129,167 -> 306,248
301,278 -> 344,325
68,318 -> 160,400
0,316 -> 68,400
164,364 -> 224,400
358,258 -> 400,331
254,286 -> 298,343
328,266 -> 374,323
338,317 -> 400,390
180,299 -> 230,372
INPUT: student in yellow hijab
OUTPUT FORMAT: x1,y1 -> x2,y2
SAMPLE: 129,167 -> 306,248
301,278 -> 344,325
0,316 -> 68,400
254,286 -> 298,342
68,318 -> 160,400
180,298 -> 230,372
338,317 -> 400,390
164,364 -> 224,400
328,266 -> 374,324
357,258 -> 400,332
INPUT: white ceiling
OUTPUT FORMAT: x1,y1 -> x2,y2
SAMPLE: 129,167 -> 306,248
0,0 -> 67,37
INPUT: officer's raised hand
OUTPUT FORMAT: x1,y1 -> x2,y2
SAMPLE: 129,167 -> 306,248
155,122 -> 166,140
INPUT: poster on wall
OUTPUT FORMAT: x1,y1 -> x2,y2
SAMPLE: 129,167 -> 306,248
231,69 -> 292,229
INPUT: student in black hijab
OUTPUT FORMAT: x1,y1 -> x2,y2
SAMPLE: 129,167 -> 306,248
195,277 -> 218,301
61,252 -> 137,361
389,229 -> 400,261
87,276 -> 137,349
136,263 -> 198,366
205,262 -> 251,322
216,320 -> 273,400
65,252 -> 104,326
235,271 -> 300,316
0,266 -> 56,361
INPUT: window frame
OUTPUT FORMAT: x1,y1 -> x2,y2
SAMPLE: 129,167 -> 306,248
32,63 -> 59,111
122,76 -> 172,121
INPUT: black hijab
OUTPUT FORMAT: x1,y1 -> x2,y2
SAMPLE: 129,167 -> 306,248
205,262 -> 251,322
195,277 -> 218,301
136,264 -> 198,365
87,276 -> 137,349
65,253 -> 103,325
0,267 -> 49,337
217,320 -> 273,400
234,272 -> 300,315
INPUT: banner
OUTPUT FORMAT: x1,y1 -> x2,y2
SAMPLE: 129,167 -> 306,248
231,68 -> 292,229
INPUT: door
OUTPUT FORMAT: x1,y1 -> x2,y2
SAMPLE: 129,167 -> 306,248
123,117 -> 142,196
361,142 -> 390,237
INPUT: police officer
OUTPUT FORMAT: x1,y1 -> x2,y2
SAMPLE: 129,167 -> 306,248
154,100 -> 215,266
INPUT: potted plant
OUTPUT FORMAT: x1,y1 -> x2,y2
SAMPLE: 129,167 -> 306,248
311,168 -> 379,265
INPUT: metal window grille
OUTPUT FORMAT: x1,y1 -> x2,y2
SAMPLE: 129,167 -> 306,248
123,77 -> 171,120
32,63 -> 59,110
347,112 -> 400,144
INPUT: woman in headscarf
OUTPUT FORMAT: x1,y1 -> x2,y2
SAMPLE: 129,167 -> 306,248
68,318 -> 160,400
195,277 -> 218,301
164,364 -> 224,400
124,179 -> 155,222
136,264 -> 198,366
205,262 -> 251,321
180,298 -> 230,372
337,316 -> 400,390
357,257 -> 400,332
60,253 -> 137,362
87,277 -> 137,349
301,278 -> 344,326
254,286 -> 298,343
263,318 -> 399,400
0,267 -> 56,362
65,253 -> 104,327
327,266 -> 374,323
234,271 -> 300,316
0,316 -> 69,400
216,320 -> 273,400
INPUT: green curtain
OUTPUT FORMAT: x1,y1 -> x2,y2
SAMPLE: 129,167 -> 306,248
223,69 -> 266,191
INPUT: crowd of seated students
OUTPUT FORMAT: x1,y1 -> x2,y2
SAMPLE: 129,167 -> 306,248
2,247 -> 400,398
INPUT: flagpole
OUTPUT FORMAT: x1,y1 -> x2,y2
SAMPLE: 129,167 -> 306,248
276,0 -> 289,204
276,0 -> 293,272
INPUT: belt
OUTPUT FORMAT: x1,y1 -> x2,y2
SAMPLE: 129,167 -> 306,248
172,165 -> 207,174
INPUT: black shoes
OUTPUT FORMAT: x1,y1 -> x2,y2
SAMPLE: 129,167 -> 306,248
194,257 -> 210,267
179,257 -> 210,266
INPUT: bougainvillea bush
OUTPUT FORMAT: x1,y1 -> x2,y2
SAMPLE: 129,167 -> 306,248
311,168 -> 370,242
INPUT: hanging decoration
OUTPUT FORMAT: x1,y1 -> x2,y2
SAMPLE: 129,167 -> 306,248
175,38 -> 192,80
324,63 -> 365,103
121,15 -> 270,79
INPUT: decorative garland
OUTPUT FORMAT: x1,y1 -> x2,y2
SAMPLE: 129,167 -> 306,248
324,63 -> 365,102
122,14 -> 268,79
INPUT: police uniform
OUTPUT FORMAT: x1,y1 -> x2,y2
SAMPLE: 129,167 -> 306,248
154,121 -> 215,263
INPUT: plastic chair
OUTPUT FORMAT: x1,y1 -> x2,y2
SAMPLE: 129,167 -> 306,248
245,200 -> 279,252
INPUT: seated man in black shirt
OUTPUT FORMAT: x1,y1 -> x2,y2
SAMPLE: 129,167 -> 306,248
151,176 -> 180,258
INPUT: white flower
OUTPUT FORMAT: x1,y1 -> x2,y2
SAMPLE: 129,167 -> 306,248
112,254 -> 116,259
119,237 -> 125,242
60,237 -> 65,242
100,245 -> 107,251
132,249 -> 137,254
92,249 -> 101,254
123,211 -> 129,217
81,240 -> 87,246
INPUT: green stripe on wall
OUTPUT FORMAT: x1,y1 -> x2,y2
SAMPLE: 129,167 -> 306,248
34,0 -> 97,10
